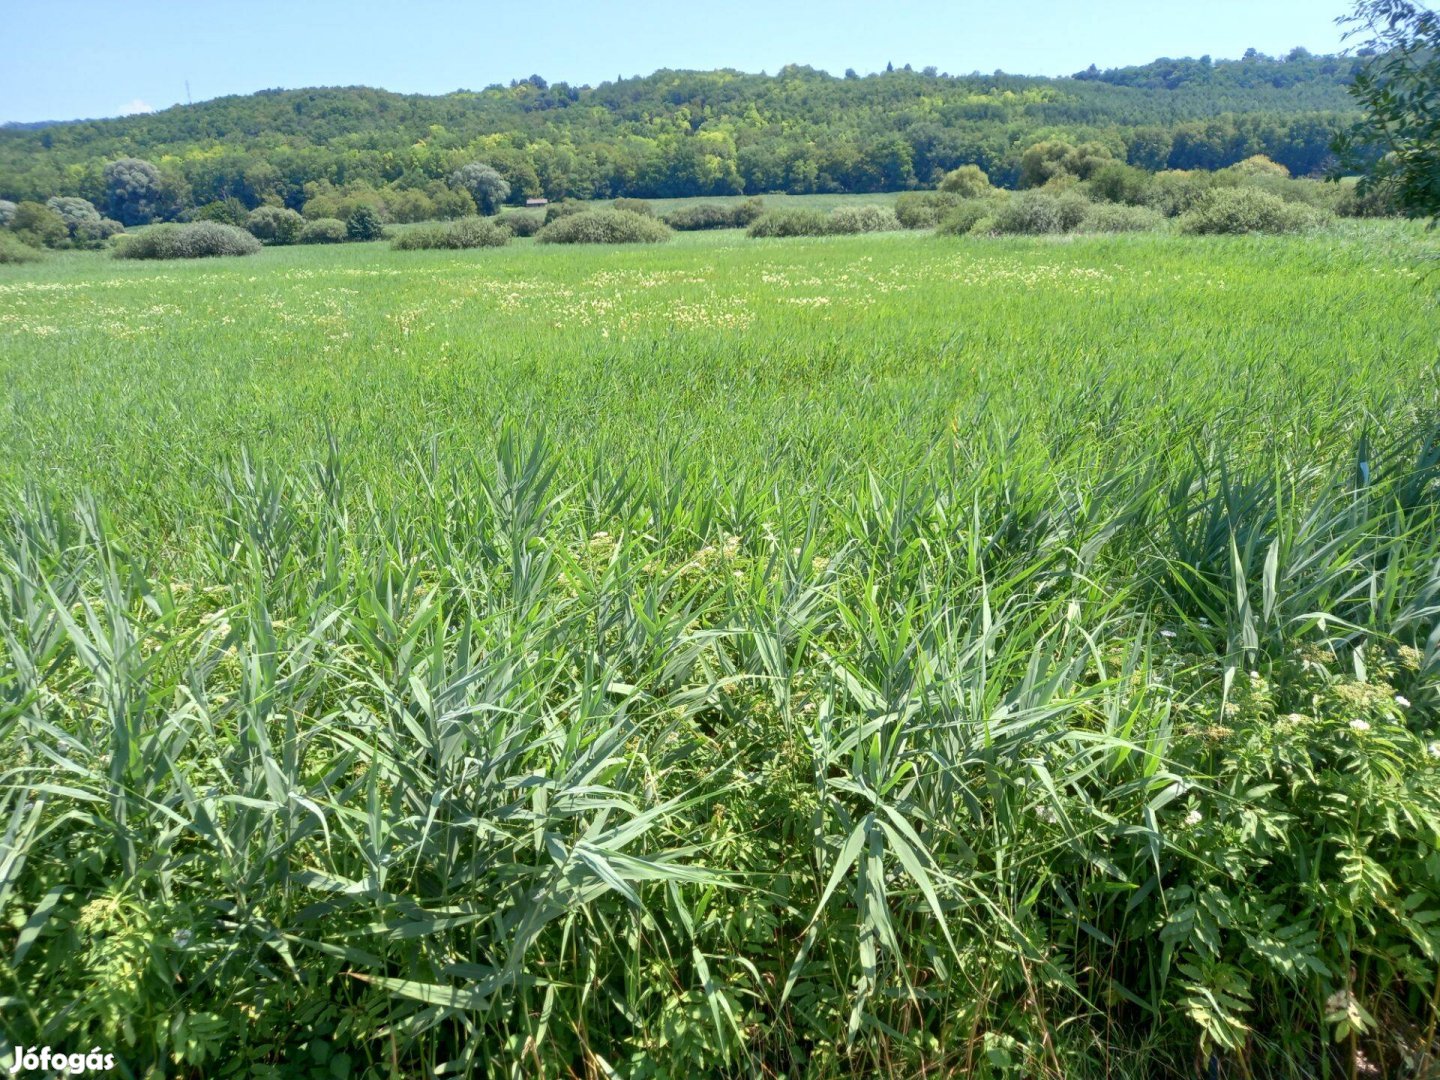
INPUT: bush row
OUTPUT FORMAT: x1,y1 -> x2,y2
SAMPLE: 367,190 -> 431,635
535,209 -> 673,244
746,203 -> 903,238
392,217 -> 511,250
0,196 -> 125,254
662,197 -> 767,230
114,222 -> 261,260
931,186 -> 1331,238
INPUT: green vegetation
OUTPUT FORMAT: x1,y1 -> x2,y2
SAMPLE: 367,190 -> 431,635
0,52 -> 1362,216
298,216 -> 348,244
1333,0 -> 1440,220
392,216 -> 511,250
612,197 -> 656,217
746,203 -> 905,237
449,161 -> 510,216
988,189 -> 1093,235
535,207 -> 673,244
0,231 -> 41,263
112,220 -> 261,259
663,197 -> 768,231
935,197 -> 996,235
1079,200 -> 1167,232
1177,187 -> 1326,234
746,207 -> 835,237
0,224 -> 1436,1077
345,205 -> 387,242
827,203 -> 902,233
246,205 -> 306,245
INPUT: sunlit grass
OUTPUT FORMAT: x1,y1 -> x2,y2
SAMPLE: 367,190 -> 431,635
0,224 -> 1437,1078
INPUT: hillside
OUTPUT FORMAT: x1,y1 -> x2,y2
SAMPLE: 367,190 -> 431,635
0,52 -> 1359,209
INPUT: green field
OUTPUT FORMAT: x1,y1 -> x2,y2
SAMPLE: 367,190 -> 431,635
2,226 -> 1439,1077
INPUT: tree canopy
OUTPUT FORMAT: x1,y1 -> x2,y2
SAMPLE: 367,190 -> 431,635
0,53 -> 1362,219
1332,0 -> 1440,219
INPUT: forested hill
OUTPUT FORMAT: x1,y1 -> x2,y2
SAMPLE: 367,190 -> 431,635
0,51 -> 1360,207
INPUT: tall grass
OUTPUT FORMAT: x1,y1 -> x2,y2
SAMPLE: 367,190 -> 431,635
0,227 -> 1437,1077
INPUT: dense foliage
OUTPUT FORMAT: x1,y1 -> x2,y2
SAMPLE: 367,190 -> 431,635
0,231 -> 41,263
663,197 -> 767,230
298,217 -> 348,244
0,53 -> 1362,217
534,208 -> 673,243
113,221 -> 261,259
345,205 -> 387,242
392,216 -> 511,249
496,211 -> 543,237
449,162 -> 510,216
0,228 -> 1436,1077
246,205 -> 306,245
1177,187 -> 1327,234
746,208 -> 837,237
1333,0 -> 1440,220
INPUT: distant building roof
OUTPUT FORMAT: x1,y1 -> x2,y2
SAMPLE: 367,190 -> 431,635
525,198 -> 549,206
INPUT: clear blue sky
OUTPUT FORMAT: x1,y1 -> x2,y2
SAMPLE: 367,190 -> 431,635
2,0 -> 1356,123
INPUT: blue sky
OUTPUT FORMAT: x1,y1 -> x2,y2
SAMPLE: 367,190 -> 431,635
3,0 -> 1356,123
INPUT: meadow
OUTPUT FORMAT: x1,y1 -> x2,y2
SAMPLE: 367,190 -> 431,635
1,224 -> 1439,1078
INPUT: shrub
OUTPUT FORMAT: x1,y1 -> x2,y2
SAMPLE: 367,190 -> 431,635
988,190 -> 1091,235
103,157 -> 170,225
449,162 -> 510,216
193,199 -> 250,227
745,209 -> 833,238
1020,140 -> 1117,187
247,206 -> 305,245
1337,179 -> 1401,218
301,184 -> 386,223
0,199 -> 15,227
298,217 -> 348,244
934,198 -> 997,236
46,196 -> 101,230
828,204 -> 902,233
43,196 -> 122,248
1080,202 -> 1166,233
346,206 -> 387,242
73,217 -> 125,248
1226,154 -> 1291,179
428,185 -> 477,220
10,201 -> 68,248
497,212 -> 544,237
895,191 -> 961,229
0,231 -> 41,263
114,221 -> 261,260
732,197 -> 767,226
1086,163 -> 1155,206
938,164 -> 994,198
1177,188 -> 1328,235
543,200 -> 586,224
392,217 -> 511,250
612,197 -> 654,217
663,197 -> 766,230
1144,170 -> 1215,217
535,209 -> 672,244
382,188 -> 437,224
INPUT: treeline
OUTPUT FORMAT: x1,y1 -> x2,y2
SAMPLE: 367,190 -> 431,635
0,53 -> 1360,217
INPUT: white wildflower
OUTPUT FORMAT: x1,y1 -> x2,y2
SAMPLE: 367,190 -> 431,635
1395,695 -> 1411,708
1184,809 -> 1204,827
1349,719 -> 1371,732
1160,629 -> 1176,639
